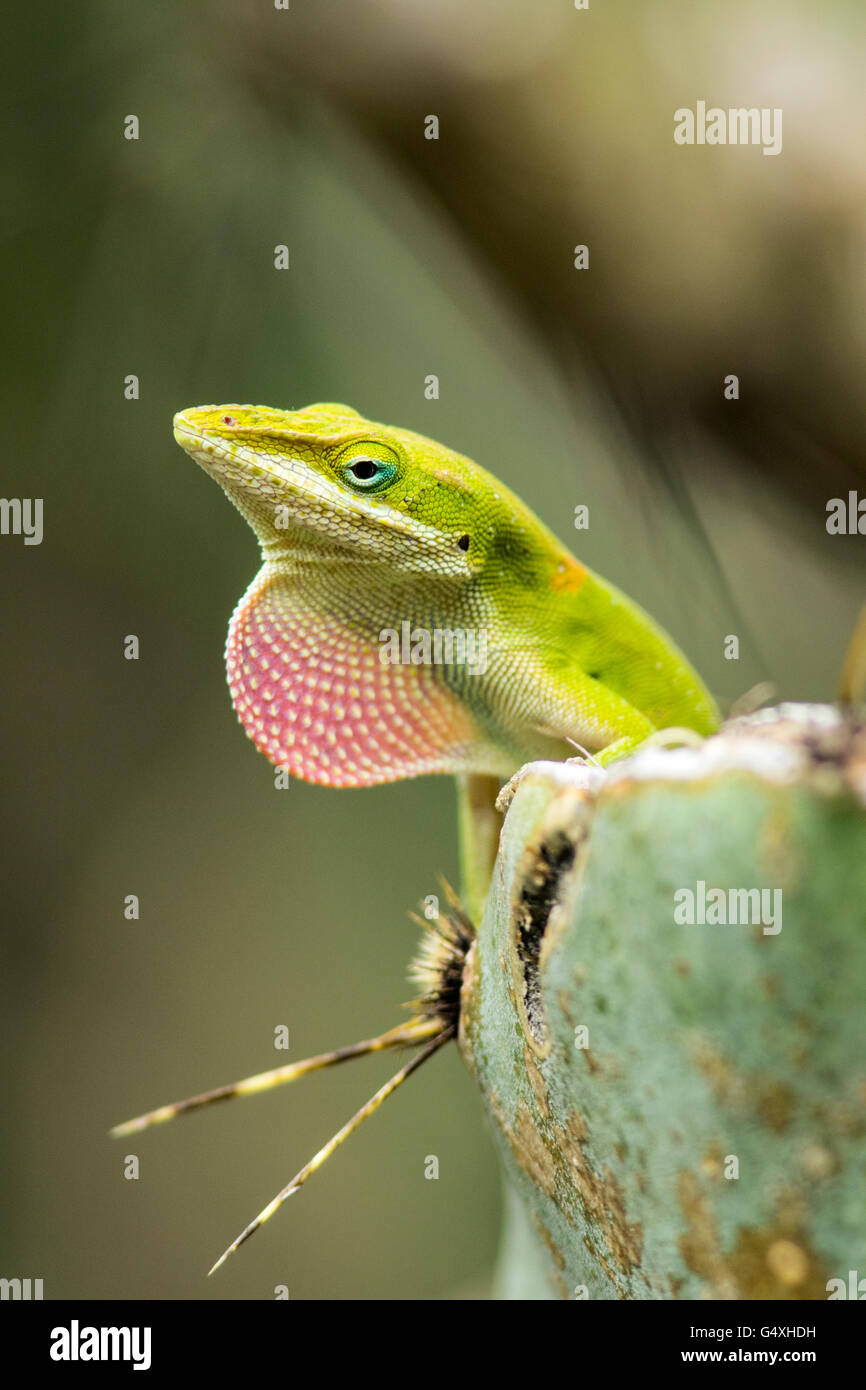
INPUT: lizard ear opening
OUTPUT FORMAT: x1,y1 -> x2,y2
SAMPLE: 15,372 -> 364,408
225,569 -> 489,788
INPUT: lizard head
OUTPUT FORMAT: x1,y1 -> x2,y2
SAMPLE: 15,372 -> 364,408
172,402 -> 563,583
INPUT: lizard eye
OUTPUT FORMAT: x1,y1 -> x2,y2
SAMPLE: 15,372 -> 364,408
340,456 -> 397,492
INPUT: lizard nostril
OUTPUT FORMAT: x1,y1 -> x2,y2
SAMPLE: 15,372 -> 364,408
222,415 -> 236,426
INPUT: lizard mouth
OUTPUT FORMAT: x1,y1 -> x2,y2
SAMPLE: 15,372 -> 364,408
173,412 -> 314,497
173,410 -> 376,554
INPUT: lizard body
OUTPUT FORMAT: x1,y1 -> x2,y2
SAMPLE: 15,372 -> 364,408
173,402 -> 719,815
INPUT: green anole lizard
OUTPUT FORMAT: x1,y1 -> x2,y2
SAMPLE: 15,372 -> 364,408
114,401 -> 719,1272
172,401 -> 718,911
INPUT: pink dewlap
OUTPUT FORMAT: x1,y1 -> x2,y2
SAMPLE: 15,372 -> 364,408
226,572 -> 480,787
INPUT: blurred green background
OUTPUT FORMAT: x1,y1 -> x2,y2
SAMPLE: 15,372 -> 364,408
2,0 -> 864,1299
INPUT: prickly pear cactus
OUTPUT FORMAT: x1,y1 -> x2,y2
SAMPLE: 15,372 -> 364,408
458,706 -> 866,1300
